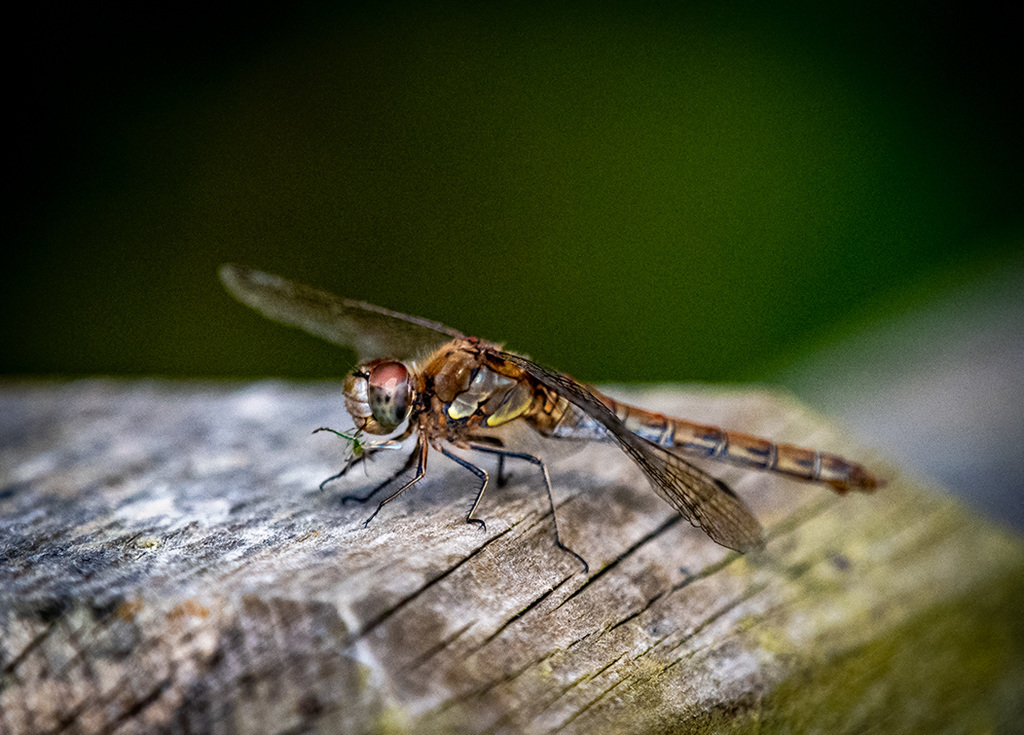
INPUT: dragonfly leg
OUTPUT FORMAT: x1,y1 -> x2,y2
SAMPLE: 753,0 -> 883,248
466,443 -> 589,574
318,454 -> 365,491
361,438 -> 428,527
466,434 -> 512,487
440,447 -> 489,531
338,446 -> 420,504
497,455 -> 508,488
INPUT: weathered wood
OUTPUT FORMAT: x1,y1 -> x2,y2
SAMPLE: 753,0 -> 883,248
2,379 -> 1022,734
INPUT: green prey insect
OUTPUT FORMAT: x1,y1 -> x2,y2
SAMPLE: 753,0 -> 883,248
312,427 -> 403,490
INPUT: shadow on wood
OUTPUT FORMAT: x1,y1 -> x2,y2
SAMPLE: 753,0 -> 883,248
2,380 -> 1022,734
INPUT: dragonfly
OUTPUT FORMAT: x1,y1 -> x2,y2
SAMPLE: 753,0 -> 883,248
220,264 -> 883,571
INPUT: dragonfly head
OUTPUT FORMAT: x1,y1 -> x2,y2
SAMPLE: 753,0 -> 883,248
344,360 -> 414,435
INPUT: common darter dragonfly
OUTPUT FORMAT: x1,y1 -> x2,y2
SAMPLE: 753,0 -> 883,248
220,265 -> 882,571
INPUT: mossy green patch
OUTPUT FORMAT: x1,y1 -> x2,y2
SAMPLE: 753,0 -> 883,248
740,565 -> 1024,734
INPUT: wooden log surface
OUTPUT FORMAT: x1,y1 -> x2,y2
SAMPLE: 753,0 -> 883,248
2,379 -> 1022,734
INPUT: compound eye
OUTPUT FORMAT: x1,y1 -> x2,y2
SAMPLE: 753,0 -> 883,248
367,361 -> 412,431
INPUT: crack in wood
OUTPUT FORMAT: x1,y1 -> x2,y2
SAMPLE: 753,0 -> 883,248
63,612 -> 104,697
24,615 -> 107,735
41,665 -> 174,735
508,491 -> 587,563
556,515 -> 682,609
43,698 -> 92,735
605,550 -> 743,635
430,647 -> 561,719
605,591 -> 670,634
444,608 -> 634,733
660,585 -> 767,669
1,621 -> 56,678
537,590 -> 766,735
354,527 -> 513,639
550,574 -> 766,706
566,630 -> 594,650
484,650 -> 632,735
556,671 -> 629,732
475,649 -> 626,735
410,620 -> 477,669
107,676 -> 173,734
578,652 -> 626,688
544,650 -> 629,716
469,573 -> 575,654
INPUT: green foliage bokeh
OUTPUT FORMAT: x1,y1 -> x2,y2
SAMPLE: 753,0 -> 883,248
6,2 -> 1019,382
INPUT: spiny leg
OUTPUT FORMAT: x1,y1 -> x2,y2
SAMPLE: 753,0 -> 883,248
440,447 -> 489,531
339,446 -> 420,505
467,434 -> 512,487
361,438 -> 429,527
466,442 -> 589,574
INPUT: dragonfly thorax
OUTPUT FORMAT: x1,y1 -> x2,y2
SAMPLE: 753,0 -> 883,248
344,360 -> 414,434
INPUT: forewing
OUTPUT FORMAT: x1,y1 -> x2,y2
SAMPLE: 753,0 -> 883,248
219,264 -> 464,362
499,352 -> 764,552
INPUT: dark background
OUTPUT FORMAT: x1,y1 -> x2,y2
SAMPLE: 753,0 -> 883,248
6,1 -> 1020,383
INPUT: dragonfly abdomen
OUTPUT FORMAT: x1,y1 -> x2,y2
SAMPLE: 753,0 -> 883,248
606,399 -> 881,493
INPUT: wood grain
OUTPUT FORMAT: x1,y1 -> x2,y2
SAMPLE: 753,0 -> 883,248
2,380 -> 1022,734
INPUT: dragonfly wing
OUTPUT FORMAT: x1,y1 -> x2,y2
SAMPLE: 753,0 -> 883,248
219,264 -> 465,362
499,352 -> 764,552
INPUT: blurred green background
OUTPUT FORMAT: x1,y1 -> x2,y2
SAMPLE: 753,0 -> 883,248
7,1 -> 1019,384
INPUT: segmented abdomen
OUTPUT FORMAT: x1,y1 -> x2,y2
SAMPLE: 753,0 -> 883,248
534,389 -> 882,493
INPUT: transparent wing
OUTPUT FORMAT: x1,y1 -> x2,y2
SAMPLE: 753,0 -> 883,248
219,264 -> 465,362
498,352 -> 764,552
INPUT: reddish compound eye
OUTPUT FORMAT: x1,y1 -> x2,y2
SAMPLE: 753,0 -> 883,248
368,362 -> 408,392
366,361 -> 412,431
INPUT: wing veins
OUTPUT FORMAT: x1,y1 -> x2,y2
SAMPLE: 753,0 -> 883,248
499,352 -> 763,552
219,264 -> 464,362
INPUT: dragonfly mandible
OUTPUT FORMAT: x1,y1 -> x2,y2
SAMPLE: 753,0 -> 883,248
220,264 -> 883,571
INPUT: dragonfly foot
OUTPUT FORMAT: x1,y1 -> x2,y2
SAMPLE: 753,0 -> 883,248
559,543 -> 590,575
319,472 -> 348,492
361,506 -> 383,527
466,517 -> 487,532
